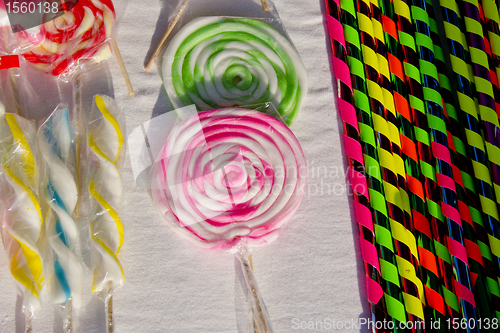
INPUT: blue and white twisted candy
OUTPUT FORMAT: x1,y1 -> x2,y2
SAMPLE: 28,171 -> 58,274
38,107 -> 81,304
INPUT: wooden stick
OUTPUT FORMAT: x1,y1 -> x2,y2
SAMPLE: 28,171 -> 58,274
111,39 -> 135,97
261,0 -> 269,12
144,0 -> 190,72
74,73 -> 83,219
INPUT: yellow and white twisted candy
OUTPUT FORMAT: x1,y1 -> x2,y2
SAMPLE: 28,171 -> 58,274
87,95 -> 125,293
0,114 -> 43,312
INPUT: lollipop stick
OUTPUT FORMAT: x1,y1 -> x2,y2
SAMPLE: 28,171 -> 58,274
261,0 -> 269,12
111,39 -> 135,97
62,298 -> 73,333
235,247 -> 273,333
74,73 -> 83,218
144,0 -> 190,72
104,282 -> 114,333
25,307 -> 34,333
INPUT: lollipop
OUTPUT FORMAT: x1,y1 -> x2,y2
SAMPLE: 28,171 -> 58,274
38,107 -> 81,333
161,17 -> 308,125
0,113 -> 43,333
21,0 -> 115,76
151,108 -> 306,331
87,95 -> 125,330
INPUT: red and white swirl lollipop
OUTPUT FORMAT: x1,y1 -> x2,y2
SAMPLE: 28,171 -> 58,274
151,108 -> 306,250
21,0 -> 115,76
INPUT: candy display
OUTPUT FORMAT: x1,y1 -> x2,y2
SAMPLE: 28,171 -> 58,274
151,108 -> 306,250
324,0 -> 500,326
0,113 -> 43,332
87,95 -> 125,330
161,17 -> 308,125
21,0 -> 115,76
38,107 -> 81,331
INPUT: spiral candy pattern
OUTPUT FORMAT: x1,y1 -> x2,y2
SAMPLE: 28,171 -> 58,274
39,108 -> 81,304
151,109 -> 306,251
22,0 -> 115,76
161,17 -> 308,125
88,95 -> 125,293
0,114 -> 43,311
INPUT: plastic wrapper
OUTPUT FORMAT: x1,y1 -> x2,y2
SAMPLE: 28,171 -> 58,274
18,0 -> 129,79
85,94 -> 126,328
156,0 -> 308,125
147,106 -> 307,332
37,104 -> 82,333
0,113 -> 44,332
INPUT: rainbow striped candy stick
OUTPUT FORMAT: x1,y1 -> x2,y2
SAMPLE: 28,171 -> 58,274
376,0 -> 448,326
340,0 -> 411,329
366,0 -> 429,326
430,2 -> 500,320
324,0 -> 389,326
354,0 -> 428,326
340,0 -> 408,328
0,114 -> 43,332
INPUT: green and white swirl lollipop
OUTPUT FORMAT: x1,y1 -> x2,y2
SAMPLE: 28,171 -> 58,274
161,16 -> 308,125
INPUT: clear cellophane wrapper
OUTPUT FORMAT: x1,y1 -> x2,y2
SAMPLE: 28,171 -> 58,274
85,94 -> 127,301
0,112 -> 44,326
143,105 -> 306,333
156,0 -> 308,125
37,103 -> 82,330
16,0 -> 129,80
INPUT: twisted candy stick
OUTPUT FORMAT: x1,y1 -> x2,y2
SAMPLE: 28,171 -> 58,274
22,0 -> 115,76
151,108 -> 306,250
0,113 -> 43,332
341,0 -> 409,327
38,107 -> 81,332
339,0 -> 407,328
88,95 -> 125,295
161,17 -> 308,125
324,0 -> 389,328
355,0 -> 427,325
326,0 -> 390,326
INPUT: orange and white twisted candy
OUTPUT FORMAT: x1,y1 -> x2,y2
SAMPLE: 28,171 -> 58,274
22,0 -> 115,76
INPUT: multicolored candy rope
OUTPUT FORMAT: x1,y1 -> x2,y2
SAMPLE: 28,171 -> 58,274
381,0 -> 448,324
366,0 -> 428,324
341,0 -> 408,327
324,0 -> 388,325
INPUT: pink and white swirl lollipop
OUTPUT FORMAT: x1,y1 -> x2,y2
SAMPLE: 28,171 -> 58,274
151,108 -> 306,250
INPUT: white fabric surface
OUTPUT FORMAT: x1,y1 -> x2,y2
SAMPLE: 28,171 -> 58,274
0,0 -> 370,332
